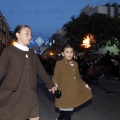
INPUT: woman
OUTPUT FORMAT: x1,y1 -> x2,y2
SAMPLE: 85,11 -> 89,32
0,25 -> 57,120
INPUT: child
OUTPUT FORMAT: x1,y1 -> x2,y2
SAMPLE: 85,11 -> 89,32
0,25 -> 57,120
52,43 -> 92,120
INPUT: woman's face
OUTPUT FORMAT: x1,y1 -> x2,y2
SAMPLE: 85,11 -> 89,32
16,27 -> 32,46
62,47 -> 74,60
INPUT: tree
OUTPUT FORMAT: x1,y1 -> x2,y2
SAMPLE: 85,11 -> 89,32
63,13 -> 90,42
110,13 -> 120,49
89,13 -> 113,49
63,12 -> 120,50
63,13 -> 91,51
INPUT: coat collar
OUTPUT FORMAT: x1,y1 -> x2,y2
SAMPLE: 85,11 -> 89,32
63,58 -> 74,66
13,42 -> 29,51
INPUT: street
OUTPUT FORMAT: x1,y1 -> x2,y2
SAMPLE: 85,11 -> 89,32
37,77 -> 120,120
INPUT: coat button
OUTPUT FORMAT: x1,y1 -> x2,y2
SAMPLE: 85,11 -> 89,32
74,77 -> 76,79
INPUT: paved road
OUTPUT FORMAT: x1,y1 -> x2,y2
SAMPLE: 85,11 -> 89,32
37,77 -> 120,120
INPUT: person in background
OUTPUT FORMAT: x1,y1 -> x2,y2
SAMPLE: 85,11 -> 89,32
104,50 -> 113,80
98,54 -> 105,78
52,43 -> 92,120
0,25 -> 57,120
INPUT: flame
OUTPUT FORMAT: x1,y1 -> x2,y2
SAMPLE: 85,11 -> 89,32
82,35 -> 91,48
81,34 -> 94,48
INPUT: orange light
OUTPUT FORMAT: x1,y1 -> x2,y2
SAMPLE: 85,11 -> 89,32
10,40 -> 16,46
81,34 -> 94,48
82,35 -> 91,48
50,52 -> 53,56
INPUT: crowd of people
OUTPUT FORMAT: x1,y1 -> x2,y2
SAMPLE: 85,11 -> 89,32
77,50 -> 120,81
40,50 -> 120,82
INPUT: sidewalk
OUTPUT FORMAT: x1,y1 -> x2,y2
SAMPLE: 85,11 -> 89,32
37,77 -> 120,120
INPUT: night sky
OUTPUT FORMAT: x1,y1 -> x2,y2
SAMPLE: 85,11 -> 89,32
0,0 -> 120,39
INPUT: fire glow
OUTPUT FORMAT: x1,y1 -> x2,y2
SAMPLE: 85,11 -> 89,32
81,34 -> 94,48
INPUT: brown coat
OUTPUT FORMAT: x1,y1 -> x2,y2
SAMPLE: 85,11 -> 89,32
52,59 -> 92,108
0,45 -> 55,91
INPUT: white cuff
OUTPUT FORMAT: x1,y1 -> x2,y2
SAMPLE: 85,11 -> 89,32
55,83 -> 58,87
85,84 -> 89,88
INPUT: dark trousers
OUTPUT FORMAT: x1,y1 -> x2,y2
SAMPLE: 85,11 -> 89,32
58,111 -> 73,120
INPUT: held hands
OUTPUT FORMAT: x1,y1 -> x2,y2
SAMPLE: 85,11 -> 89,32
48,86 -> 58,94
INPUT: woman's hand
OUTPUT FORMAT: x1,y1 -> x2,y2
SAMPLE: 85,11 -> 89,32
85,84 -> 92,92
48,86 -> 58,94
87,86 -> 92,92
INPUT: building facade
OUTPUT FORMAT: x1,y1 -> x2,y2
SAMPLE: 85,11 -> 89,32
0,11 -> 11,54
81,3 -> 120,17
56,28 -> 67,44
56,28 -> 66,38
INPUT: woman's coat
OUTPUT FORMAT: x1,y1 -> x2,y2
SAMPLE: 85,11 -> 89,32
52,59 -> 93,108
